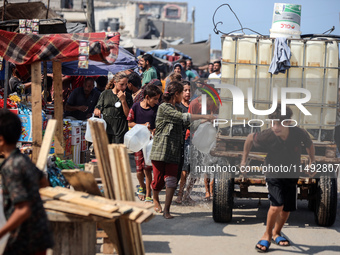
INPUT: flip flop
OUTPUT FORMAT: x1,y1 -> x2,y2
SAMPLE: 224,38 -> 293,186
273,236 -> 290,246
136,187 -> 146,201
145,197 -> 153,203
255,240 -> 270,253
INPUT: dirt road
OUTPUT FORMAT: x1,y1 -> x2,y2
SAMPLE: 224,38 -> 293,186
136,163 -> 340,255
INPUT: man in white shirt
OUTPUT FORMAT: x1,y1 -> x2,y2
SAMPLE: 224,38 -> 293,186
208,60 -> 222,79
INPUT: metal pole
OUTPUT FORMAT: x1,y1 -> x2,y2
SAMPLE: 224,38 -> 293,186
43,61 -> 48,105
2,0 -> 6,21
191,7 -> 195,43
86,0 -> 95,32
3,60 -> 9,110
46,0 -> 50,19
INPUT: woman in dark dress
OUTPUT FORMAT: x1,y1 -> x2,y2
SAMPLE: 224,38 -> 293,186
94,71 -> 133,143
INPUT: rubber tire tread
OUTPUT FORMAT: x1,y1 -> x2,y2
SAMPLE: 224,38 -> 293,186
212,170 -> 234,223
314,176 -> 337,227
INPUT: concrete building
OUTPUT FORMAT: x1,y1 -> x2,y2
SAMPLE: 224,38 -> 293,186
2,0 -> 193,43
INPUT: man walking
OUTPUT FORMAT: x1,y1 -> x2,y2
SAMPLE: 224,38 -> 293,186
140,54 -> 158,86
241,105 -> 315,252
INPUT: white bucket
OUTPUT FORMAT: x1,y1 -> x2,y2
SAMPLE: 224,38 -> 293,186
270,3 -> 302,39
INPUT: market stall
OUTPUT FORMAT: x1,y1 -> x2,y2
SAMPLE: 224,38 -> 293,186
0,29 -> 120,162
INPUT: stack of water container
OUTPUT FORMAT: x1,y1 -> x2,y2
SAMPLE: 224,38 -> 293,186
219,3 -> 339,141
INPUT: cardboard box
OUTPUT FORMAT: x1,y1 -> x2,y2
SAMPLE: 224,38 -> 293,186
71,135 -> 81,145
71,124 -> 81,136
85,162 -> 100,178
81,130 -> 87,151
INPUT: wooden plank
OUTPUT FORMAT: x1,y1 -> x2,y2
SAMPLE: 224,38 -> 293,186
211,150 -> 340,163
36,119 -> 57,171
46,210 -> 92,223
119,145 -> 135,201
121,208 -> 143,221
40,187 -> 119,214
44,200 -> 90,216
31,62 -> 42,164
52,61 -> 64,156
52,187 -> 142,214
135,210 -> 154,224
88,120 -> 115,199
50,220 -> 96,255
61,170 -> 102,196
98,222 -> 123,255
108,144 -> 123,200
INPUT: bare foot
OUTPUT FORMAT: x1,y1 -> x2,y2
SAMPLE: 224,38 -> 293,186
175,193 -> 183,204
154,201 -> 162,213
205,192 -> 210,200
138,194 -> 145,201
163,212 -> 174,219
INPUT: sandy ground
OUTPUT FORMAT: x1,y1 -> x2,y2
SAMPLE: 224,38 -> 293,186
129,153 -> 340,255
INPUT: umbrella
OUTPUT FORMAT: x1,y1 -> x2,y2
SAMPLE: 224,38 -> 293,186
43,47 -> 138,76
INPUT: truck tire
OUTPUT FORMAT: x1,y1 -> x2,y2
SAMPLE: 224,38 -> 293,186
314,176 -> 337,227
212,170 -> 234,223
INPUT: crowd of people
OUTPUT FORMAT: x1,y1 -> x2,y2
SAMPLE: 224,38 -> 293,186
1,49 -> 333,253
28,54 -> 221,219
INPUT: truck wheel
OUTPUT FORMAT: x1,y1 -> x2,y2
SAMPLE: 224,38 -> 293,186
212,170 -> 234,223
314,176 -> 337,227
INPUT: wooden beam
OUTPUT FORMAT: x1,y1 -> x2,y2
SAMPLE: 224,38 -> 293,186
36,119 -> 57,172
31,62 -> 42,164
52,61 -> 64,156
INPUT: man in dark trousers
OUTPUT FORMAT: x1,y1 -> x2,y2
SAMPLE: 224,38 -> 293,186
241,104 -> 315,252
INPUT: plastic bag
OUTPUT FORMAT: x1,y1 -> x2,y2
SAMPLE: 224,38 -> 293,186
142,139 -> 153,166
85,114 -> 107,142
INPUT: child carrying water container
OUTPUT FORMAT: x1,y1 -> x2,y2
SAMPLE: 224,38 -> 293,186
150,81 -> 215,219
127,84 -> 162,202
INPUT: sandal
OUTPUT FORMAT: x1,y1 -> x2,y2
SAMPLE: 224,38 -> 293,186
273,236 -> 290,246
255,240 -> 270,253
136,187 -> 146,201
145,197 -> 153,203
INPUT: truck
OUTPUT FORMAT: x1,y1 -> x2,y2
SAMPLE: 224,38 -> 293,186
211,34 -> 339,227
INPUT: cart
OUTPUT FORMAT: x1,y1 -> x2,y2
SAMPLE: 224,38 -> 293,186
211,135 -> 338,227
210,35 -> 339,227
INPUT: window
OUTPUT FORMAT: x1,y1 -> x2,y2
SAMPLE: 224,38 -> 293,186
61,0 -> 73,9
164,5 -> 181,19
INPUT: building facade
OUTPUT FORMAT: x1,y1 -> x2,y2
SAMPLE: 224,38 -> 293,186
2,0 -> 193,43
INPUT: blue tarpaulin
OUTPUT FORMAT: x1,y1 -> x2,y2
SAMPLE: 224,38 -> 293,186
146,48 -> 191,60
43,47 -> 137,76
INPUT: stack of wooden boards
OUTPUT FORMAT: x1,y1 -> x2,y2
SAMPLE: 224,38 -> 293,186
88,119 -> 148,255
40,186 -> 154,224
